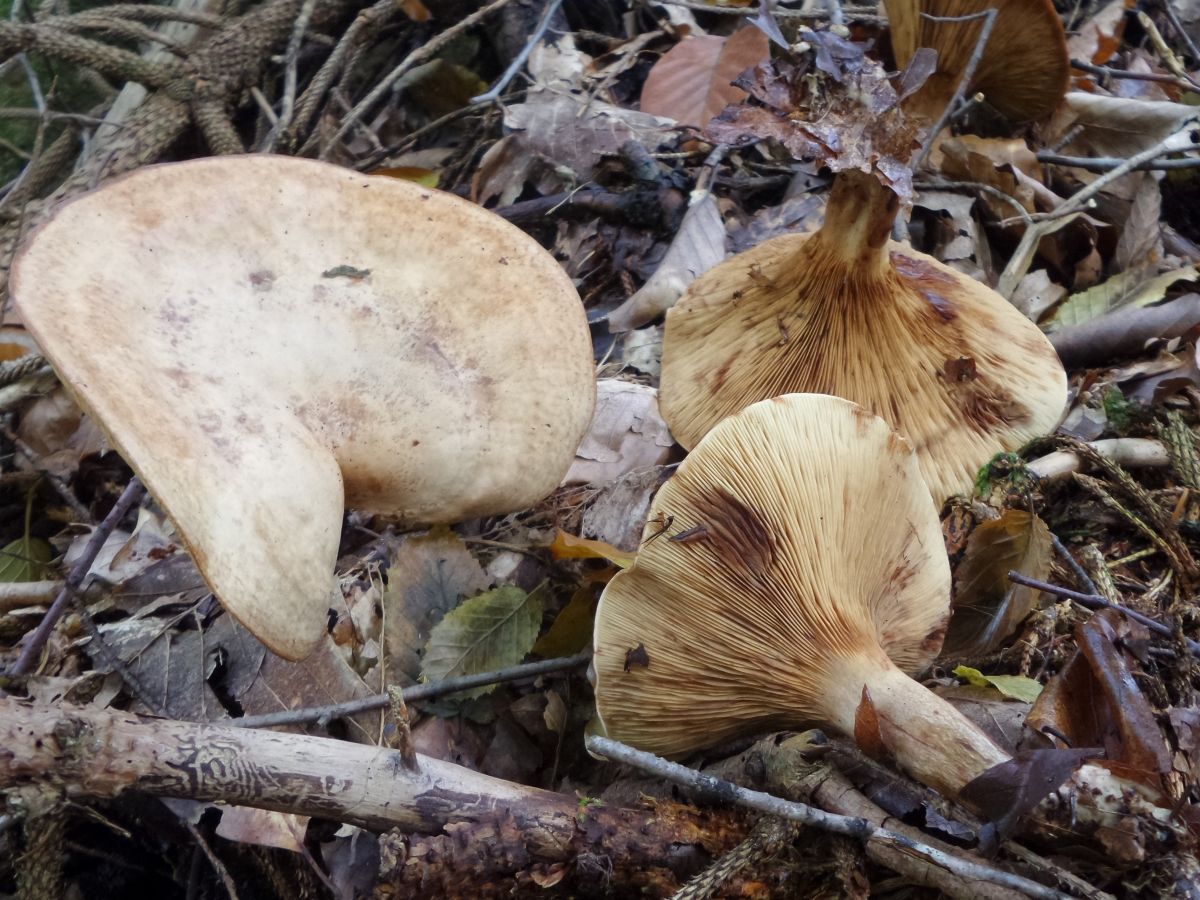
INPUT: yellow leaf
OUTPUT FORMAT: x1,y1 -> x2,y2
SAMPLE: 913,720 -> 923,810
549,530 -> 635,568
370,166 -> 440,188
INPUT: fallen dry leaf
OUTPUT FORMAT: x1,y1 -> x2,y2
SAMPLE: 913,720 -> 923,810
639,27 -> 770,129
564,379 -> 675,484
1050,293 -> 1200,367
607,192 -> 727,331
945,510 -> 1052,657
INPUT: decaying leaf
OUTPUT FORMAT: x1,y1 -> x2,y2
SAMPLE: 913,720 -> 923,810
563,379 -> 675,485
1011,269 -> 1068,323
944,510 -> 1053,657
533,583 -> 600,658
639,27 -> 770,129
705,31 -> 921,199
504,90 -> 675,180
953,665 -> 1043,703
607,192 -> 727,331
1067,0 -> 1130,66
383,528 -> 491,685
420,585 -> 544,698
1054,93 -> 1200,158
1028,610 -> 1172,791
960,747 -> 1103,845
1046,264 -> 1198,331
216,808 -> 307,853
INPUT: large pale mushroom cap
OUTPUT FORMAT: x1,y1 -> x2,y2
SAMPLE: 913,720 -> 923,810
885,0 -> 1069,122
659,171 -> 1067,503
592,394 -> 952,759
12,156 -> 595,660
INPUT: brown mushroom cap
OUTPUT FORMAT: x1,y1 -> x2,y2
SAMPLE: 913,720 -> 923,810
885,0 -> 1069,122
12,156 -> 595,660
659,170 -> 1066,503
592,394 -> 1008,795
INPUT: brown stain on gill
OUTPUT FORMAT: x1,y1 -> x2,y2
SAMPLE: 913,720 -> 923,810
890,252 -> 958,322
688,488 -> 776,578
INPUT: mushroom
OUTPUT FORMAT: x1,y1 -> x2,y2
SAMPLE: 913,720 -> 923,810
12,156 -> 596,660
658,167 -> 1067,503
884,0 -> 1069,123
593,393 -> 1009,798
593,394 -> 1177,843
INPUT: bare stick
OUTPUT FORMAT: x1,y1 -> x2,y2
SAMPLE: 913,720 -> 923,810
0,580 -> 63,611
912,9 -> 997,173
1007,570 -> 1200,656
586,736 -> 1071,900
999,119 -> 1200,296
1050,534 -> 1098,596
8,477 -> 144,676
471,0 -> 563,105
1037,152 -> 1200,172
1161,0 -> 1200,64
330,0 -> 517,150
260,0 -> 316,152
231,651 -> 590,728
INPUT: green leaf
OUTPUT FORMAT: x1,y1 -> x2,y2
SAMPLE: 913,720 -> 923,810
420,585 -> 544,699
1047,264 -> 1198,331
945,509 -> 1052,657
0,536 -> 51,582
954,666 -> 1043,703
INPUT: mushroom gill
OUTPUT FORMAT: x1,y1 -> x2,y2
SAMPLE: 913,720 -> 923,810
658,169 -> 1067,503
593,393 -> 1008,797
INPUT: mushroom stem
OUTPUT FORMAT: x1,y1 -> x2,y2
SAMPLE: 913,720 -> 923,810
826,657 -> 1009,802
810,170 -> 899,274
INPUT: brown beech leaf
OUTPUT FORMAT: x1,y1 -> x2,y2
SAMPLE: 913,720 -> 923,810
640,27 -> 770,128
1029,610 -> 1171,790
944,510 -> 1052,657
960,747 -> 1102,846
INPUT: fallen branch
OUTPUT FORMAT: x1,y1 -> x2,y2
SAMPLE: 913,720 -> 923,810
1027,438 -> 1169,484
0,698 -> 748,893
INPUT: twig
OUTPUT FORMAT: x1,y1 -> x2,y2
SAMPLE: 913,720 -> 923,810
0,580 -> 62,611
288,0 -> 394,146
7,477 -> 144,676
912,9 -> 997,173
1160,0 -> 1200,63
1036,152 -> 1200,172
998,118 -> 1200,296
330,0 -> 518,150
231,651 -> 590,729
181,818 -> 240,900
261,0 -> 317,152
916,178 -> 1032,225
1070,58 -> 1189,87
1007,570 -> 1200,656
3,429 -> 92,524
648,0 -> 884,23
1139,10 -> 1200,90
472,0 -> 563,105
586,736 -> 1071,900
1051,534 -> 1098,595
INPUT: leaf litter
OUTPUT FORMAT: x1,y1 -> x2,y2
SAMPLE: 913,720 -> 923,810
5,0 -> 1200,896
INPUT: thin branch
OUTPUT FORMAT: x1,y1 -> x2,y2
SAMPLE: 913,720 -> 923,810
1051,534 -> 1099,596
648,0 -> 884,23
998,118 -> 1200,296
472,0 -> 563,105
330,0 -> 519,150
912,9 -> 997,173
261,0 -> 317,152
1160,0 -> 1200,63
1036,152 -> 1200,172
7,477 -> 144,676
1070,57 -> 1189,86
586,736 -> 1072,900
231,651 -> 591,729
1007,570 -> 1200,656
